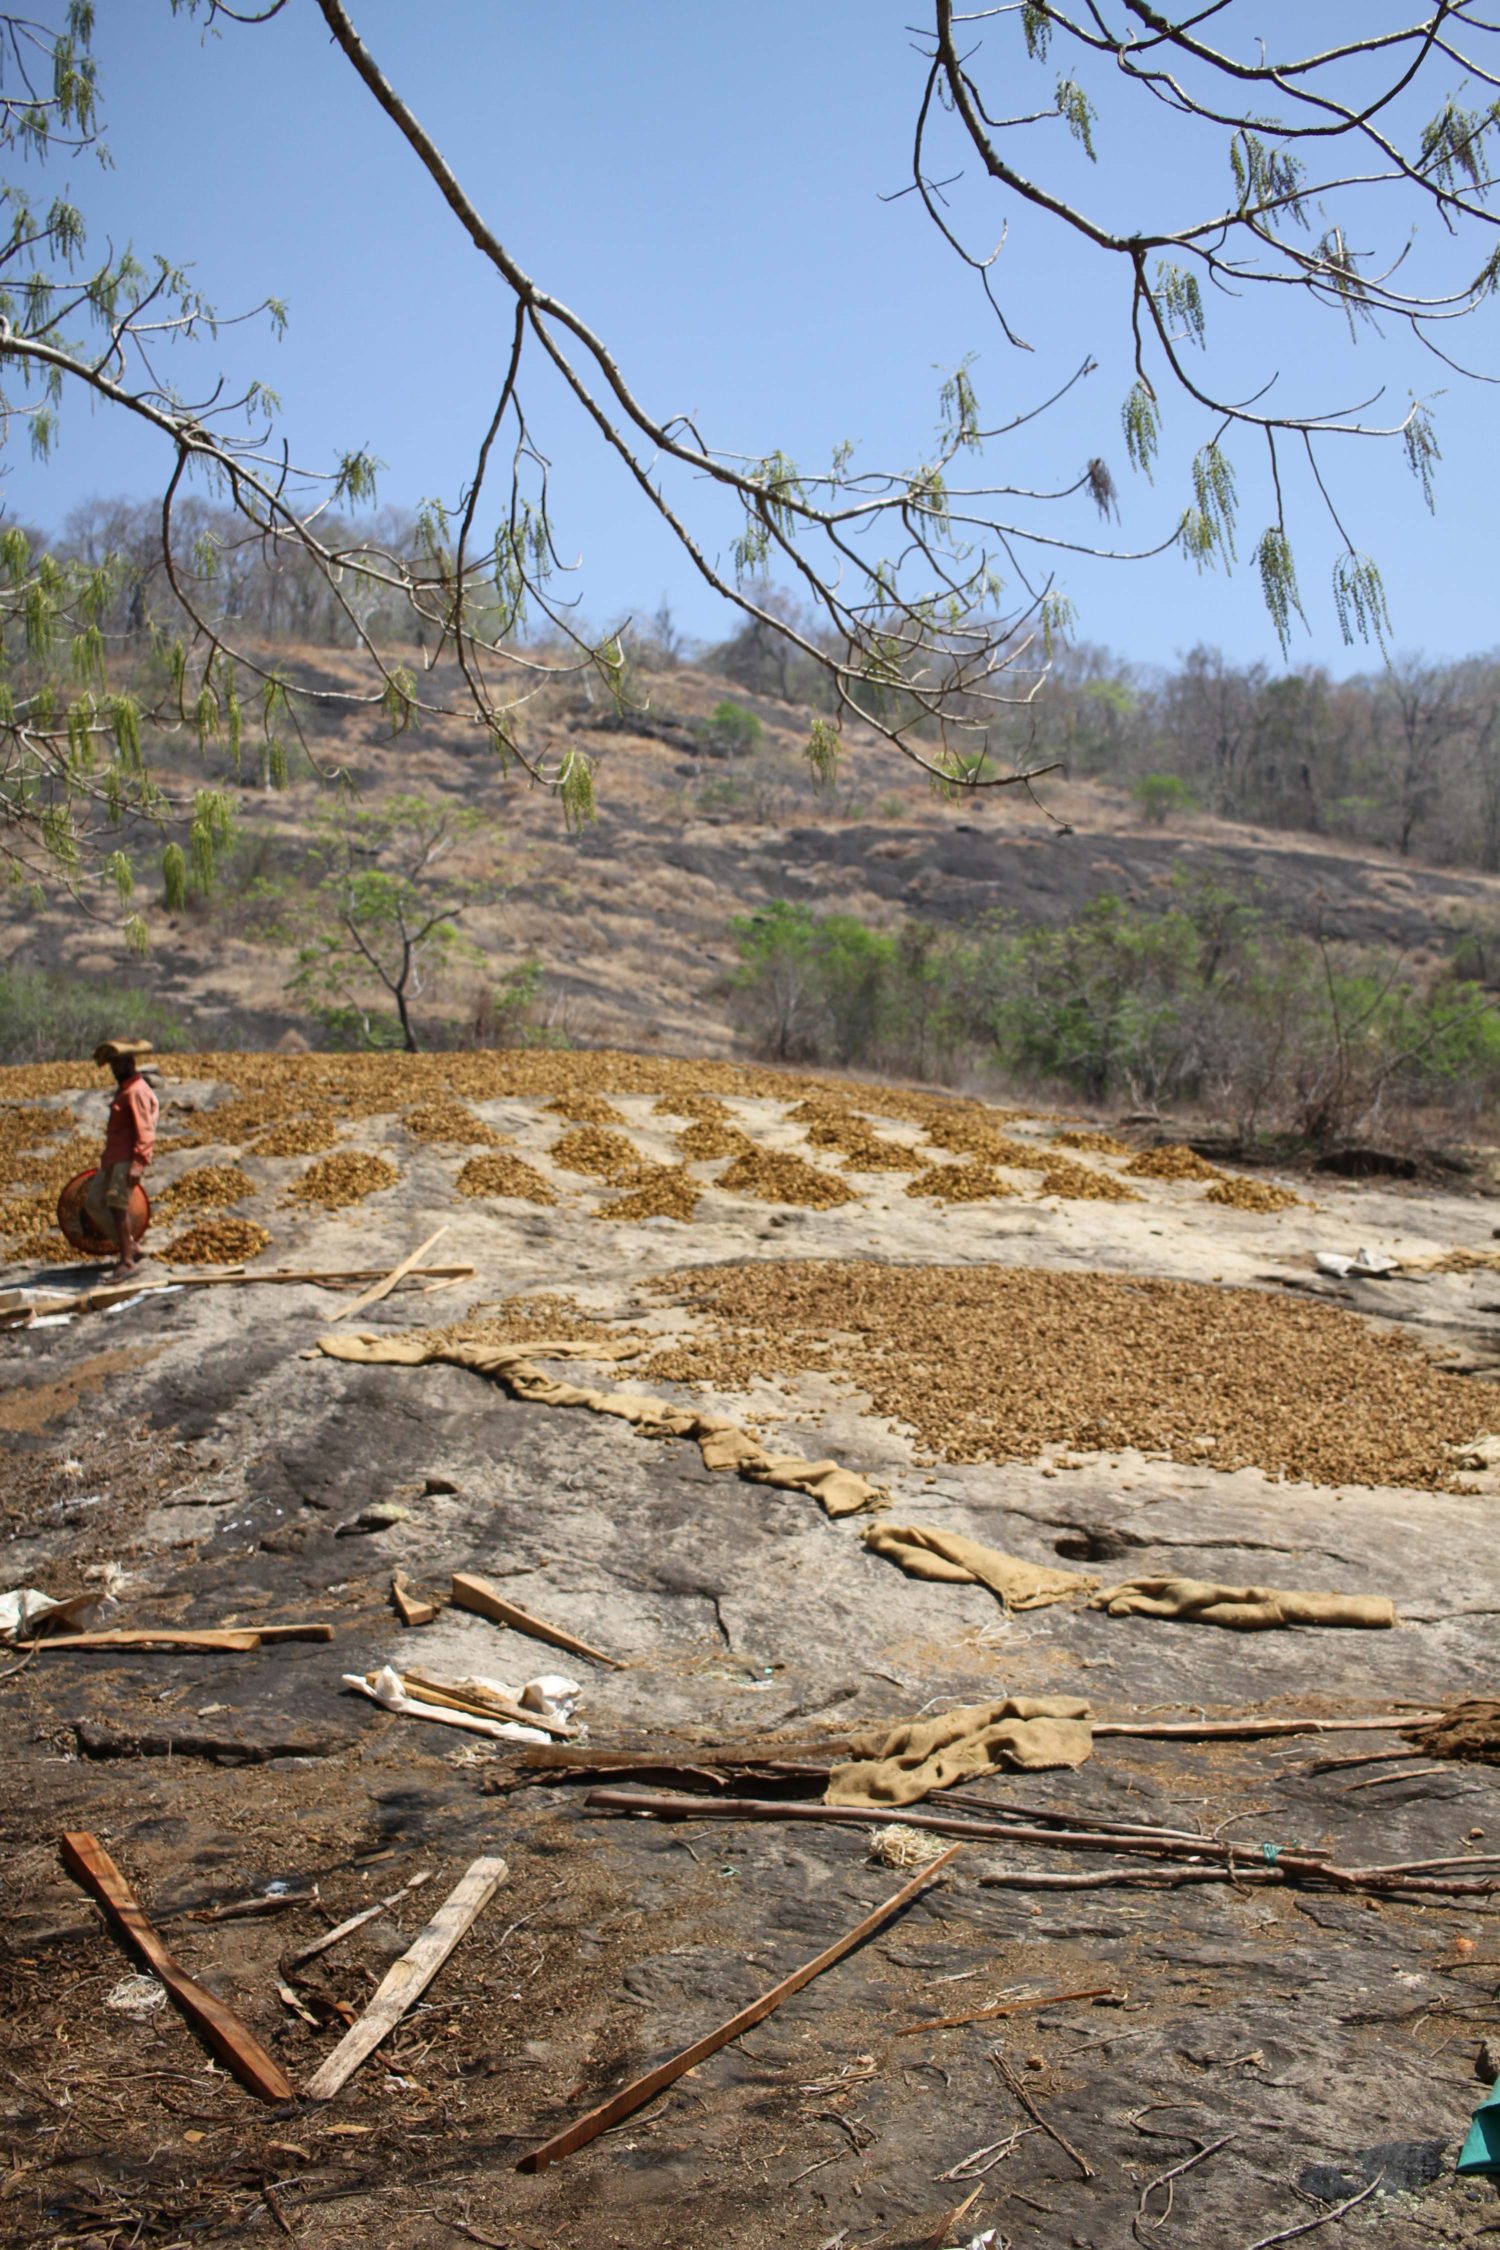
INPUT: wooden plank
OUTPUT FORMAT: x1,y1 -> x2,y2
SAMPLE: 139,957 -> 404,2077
27,1622 -> 332,1653
450,1572 -> 622,1669
303,1855 -> 507,2100
516,1843 -> 962,2173
327,1226 -> 450,1324
59,1831 -> 294,2103
391,1572 -> 439,1628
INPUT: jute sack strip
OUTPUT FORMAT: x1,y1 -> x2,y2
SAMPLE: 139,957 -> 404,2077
317,1331 -> 880,1517
1089,1575 -> 1397,1630
862,1521 -> 1096,1611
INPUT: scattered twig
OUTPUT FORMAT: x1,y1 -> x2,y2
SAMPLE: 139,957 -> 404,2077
1342,1766 -> 1451,1792
897,1986 -> 1120,2037
284,1872 -> 433,1970
937,2126 -> 1038,2180
1241,2175 -> 1382,2248
920,2181 -> 983,2246
992,2052 -> 1095,2180
260,2179 -> 297,2239
516,1844 -> 963,2172
1134,2134 -> 1237,2240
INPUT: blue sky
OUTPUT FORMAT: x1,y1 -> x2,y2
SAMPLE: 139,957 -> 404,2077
9,0 -> 1498,676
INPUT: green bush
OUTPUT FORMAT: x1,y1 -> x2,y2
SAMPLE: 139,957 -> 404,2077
724,876 -> 1500,1138
702,700 -> 764,758
0,963 -> 189,1065
1130,772 -> 1198,825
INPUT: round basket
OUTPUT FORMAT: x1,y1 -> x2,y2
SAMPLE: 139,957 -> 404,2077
56,1168 -> 152,1257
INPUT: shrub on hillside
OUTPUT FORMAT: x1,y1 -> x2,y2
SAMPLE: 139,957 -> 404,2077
0,964 -> 188,1065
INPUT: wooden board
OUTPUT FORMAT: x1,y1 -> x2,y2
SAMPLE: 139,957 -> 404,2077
327,1226 -> 449,1323
450,1573 -> 622,1668
303,1856 -> 507,2100
60,1831 -> 294,2103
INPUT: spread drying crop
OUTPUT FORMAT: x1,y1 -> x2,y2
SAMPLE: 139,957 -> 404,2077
597,1165 -> 700,1223
650,1260 -> 1483,1491
904,1162 -> 1016,1203
402,1099 -> 500,1146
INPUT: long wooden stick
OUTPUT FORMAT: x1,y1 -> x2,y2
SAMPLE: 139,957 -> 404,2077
581,1790 -> 1500,1890
450,1573 -> 622,1668
1093,1713 -> 1441,1741
303,1855 -> 507,2101
59,1832 -> 294,2103
327,1226 -> 449,1324
515,1842 -> 963,2174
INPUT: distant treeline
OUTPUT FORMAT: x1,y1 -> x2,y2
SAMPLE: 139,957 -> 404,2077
725,879 -> 1500,1145
29,502 -> 1500,872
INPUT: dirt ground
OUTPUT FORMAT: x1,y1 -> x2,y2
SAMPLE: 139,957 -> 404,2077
5,1050 -> 1500,2248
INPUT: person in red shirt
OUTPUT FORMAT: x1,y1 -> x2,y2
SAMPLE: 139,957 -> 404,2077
85,1038 -> 159,1277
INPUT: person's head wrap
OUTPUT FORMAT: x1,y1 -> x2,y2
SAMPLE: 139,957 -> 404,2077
93,1038 -> 154,1067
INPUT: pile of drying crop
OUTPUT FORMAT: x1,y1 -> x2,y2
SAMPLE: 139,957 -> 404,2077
1051,1128 -> 1132,1156
1126,1143 -> 1225,1183
676,1119 -> 754,1162
456,1151 -> 557,1205
164,1216 -> 271,1265
905,1162 -> 1016,1203
653,1092 -> 730,1122
1038,1157 -> 1142,1203
285,1151 -> 400,1210
546,1092 -> 626,1125
716,1147 -> 856,1208
803,1114 -> 928,1172
157,1164 -> 255,1214
402,1099 -> 499,1146
922,1117 -> 1045,1170
550,1126 -> 649,1185
250,1115 -> 341,1158
1205,1176 -> 1302,1214
176,1094 -> 306,1148
597,1165 -> 699,1223
658,1259 -> 1484,1489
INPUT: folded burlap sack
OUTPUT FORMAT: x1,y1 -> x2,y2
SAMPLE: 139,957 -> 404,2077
826,1695 -> 1093,1807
